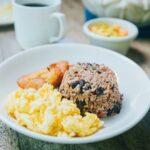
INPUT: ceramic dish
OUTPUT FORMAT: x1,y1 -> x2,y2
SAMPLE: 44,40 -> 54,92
0,43 -> 150,144
84,8 -> 150,38
83,18 -> 138,55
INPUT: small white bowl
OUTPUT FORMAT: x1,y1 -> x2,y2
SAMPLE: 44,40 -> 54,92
83,18 -> 138,55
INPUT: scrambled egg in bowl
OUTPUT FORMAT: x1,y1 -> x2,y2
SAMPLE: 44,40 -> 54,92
5,84 -> 103,137
89,22 -> 128,37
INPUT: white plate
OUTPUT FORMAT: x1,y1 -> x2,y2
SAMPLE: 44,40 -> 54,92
0,43 -> 150,144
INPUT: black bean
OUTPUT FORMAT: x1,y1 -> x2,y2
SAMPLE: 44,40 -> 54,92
79,80 -> 86,87
76,100 -> 86,112
112,104 -> 121,114
107,103 -> 121,116
70,81 -> 79,89
107,109 -> 113,116
96,87 -> 103,96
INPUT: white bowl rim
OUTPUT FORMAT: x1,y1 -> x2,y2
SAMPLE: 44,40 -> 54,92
0,43 -> 149,144
83,18 -> 139,42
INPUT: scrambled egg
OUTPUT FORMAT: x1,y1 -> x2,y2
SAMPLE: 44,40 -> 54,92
5,84 -> 103,137
89,22 -> 128,37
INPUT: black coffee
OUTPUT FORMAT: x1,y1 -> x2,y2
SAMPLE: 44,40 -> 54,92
23,3 -> 48,7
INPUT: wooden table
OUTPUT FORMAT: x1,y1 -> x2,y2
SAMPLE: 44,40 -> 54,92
0,0 -> 149,150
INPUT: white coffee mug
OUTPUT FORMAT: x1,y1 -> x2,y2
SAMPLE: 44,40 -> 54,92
13,0 -> 67,49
